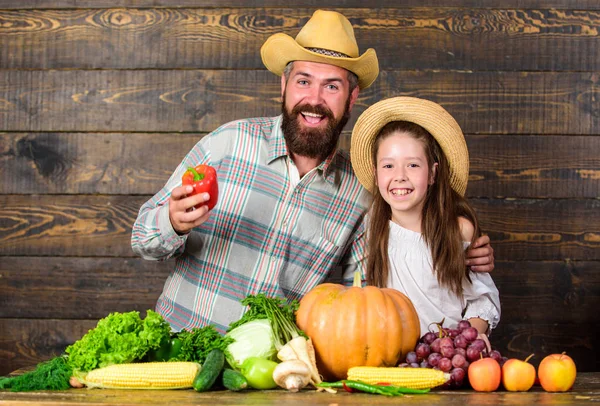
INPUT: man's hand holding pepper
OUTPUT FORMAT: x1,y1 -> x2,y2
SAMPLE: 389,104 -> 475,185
169,165 -> 219,235
169,185 -> 213,235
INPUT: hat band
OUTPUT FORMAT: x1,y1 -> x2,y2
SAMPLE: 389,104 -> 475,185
306,47 -> 350,58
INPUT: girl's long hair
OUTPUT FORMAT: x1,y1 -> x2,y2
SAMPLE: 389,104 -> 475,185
366,121 -> 481,298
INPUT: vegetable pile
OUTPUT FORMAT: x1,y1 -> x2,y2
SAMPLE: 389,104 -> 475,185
224,294 -> 322,392
0,290 -> 433,397
0,310 -> 229,392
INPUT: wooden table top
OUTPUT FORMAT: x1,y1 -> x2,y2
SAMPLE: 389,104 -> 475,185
1,372 -> 598,405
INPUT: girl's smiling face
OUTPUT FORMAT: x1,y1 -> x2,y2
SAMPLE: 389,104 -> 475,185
375,131 -> 437,229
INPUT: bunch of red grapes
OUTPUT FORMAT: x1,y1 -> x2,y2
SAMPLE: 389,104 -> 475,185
399,320 -> 507,388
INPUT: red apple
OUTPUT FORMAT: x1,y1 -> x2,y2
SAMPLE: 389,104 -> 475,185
538,353 -> 577,392
468,357 -> 501,392
502,354 -> 536,391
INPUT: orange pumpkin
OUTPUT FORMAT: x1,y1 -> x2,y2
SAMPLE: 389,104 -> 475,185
296,272 -> 420,381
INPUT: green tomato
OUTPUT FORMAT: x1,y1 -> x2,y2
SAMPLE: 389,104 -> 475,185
240,357 -> 278,390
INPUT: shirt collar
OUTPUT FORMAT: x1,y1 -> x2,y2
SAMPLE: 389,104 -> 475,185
267,115 -> 288,163
267,115 -> 339,186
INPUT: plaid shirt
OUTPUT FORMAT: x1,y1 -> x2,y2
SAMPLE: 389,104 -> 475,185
131,115 -> 371,333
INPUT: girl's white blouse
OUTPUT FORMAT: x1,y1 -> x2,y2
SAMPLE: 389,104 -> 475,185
386,221 -> 501,335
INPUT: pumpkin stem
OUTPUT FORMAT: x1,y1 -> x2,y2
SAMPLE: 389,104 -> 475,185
353,271 -> 362,287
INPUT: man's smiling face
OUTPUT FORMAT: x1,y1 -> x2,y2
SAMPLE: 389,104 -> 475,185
280,61 -> 359,160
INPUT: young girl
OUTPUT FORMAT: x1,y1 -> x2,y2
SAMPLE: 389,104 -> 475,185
350,97 -> 500,340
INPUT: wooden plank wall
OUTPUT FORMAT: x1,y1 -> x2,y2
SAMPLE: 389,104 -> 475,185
1,1 -> 599,375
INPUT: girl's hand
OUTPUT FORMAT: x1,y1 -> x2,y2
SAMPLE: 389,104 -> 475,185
477,333 -> 492,354
468,318 -> 492,353
466,235 -> 494,272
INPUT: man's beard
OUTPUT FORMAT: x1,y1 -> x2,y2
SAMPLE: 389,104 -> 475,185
281,95 -> 352,162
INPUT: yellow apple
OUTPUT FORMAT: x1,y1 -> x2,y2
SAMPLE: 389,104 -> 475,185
502,354 -> 536,391
538,353 -> 577,392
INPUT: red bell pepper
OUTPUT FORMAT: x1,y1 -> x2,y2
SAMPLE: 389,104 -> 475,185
181,165 -> 218,210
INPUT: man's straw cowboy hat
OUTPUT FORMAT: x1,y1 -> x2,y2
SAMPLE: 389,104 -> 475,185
261,10 -> 379,89
351,97 -> 470,196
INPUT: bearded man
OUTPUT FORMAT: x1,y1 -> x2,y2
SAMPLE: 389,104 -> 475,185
131,10 -> 495,332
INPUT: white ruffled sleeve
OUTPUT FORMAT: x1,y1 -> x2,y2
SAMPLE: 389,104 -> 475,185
463,272 -> 501,332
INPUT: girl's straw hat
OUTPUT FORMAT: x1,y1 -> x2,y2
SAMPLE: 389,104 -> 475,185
351,97 -> 469,196
260,10 -> 379,89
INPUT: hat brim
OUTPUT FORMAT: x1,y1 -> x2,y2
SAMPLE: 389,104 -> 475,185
350,97 -> 469,196
261,33 -> 379,90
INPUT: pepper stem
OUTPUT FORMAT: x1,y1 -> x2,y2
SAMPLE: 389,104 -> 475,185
187,166 -> 205,181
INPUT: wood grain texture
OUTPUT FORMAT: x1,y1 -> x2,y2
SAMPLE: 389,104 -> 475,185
2,8 -> 600,71
2,133 -> 598,199
0,132 -> 201,195
0,257 -> 171,319
1,375 -> 599,404
493,260 -> 599,325
1,1 -> 600,10
0,195 -> 598,260
475,198 -> 600,261
0,70 -> 278,133
494,323 -> 598,372
464,135 -> 600,199
1,70 -> 599,134
0,318 -> 102,377
0,195 -> 146,257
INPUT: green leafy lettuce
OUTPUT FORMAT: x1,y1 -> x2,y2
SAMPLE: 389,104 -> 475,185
66,310 -> 171,372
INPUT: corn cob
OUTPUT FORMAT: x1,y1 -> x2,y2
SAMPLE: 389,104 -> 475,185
81,362 -> 201,389
347,366 -> 450,390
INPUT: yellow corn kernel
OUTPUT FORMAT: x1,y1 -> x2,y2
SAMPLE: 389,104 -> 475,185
347,366 -> 450,390
82,362 -> 201,389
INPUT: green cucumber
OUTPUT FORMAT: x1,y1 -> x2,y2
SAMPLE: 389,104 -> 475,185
192,349 -> 225,392
222,368 -> 248,391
